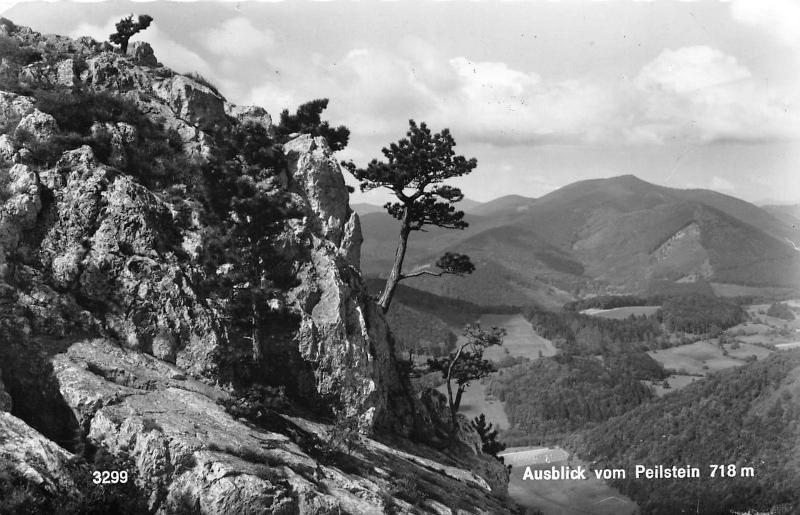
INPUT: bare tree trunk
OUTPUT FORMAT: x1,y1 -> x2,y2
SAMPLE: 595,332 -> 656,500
445,374 -> 458,433
377,209 -> 411,313
453,386 -> 465,413
251,299 -> 262,362
445,342 -> 469,434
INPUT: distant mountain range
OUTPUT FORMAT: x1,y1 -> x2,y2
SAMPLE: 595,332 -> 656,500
358,175 -> 800,306
761,203 -> 800,231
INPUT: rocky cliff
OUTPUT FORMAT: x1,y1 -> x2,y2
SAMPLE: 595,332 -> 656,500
0,19 -> 512,514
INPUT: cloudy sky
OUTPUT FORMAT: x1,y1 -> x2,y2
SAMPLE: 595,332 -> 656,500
3,1 -> 799,205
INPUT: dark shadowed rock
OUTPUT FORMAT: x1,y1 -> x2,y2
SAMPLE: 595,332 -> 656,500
0,369 -> 11,411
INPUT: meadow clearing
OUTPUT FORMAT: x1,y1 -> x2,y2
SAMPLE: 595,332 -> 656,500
648,340 -> 770,377
438,313 -> 555,429
480,313 -> 558,361
580,305 -> 661,319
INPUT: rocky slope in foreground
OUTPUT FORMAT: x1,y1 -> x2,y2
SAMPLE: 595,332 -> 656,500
0,19 -> 513,514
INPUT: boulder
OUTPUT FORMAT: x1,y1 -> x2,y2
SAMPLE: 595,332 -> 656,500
56,58 -> 75,86
224,103 -> 273,132
15,109 -> 57,141
0,91 -> 35,128
152,75 -> 227,130
128,41 -> 158,67
0,133 -> 14,161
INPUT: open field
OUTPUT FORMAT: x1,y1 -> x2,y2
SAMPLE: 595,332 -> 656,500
710,283 -> 798,298
478,313 -> 557,361
649,340 -> 772,377
744,304 -> 800,330
726,342 -> 774,360
725,302 -> 800,345
502,447 -> 638,515
645,374 -> 702,396
580,306 -> 661,319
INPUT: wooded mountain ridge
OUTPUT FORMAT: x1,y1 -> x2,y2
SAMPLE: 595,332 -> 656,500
359,175 -> 800,307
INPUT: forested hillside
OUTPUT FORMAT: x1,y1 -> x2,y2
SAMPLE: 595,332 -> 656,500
488,355 -> 660,445
523,306 -> 665,355
572,351 -> 800,515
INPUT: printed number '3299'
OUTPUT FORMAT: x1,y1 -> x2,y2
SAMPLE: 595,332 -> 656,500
92,470 -> 129,484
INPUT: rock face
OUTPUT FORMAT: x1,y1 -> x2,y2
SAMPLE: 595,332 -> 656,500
32,146 -> 224,372
0,412 -> 81,502
151,75 -> 227,130
0,19 -> 512,513
127,41 -> 158,67
281,134 -> 408,429
41,339 -> 512,514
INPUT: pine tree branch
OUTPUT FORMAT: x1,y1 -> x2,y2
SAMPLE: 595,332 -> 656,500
400,270 -> 443,279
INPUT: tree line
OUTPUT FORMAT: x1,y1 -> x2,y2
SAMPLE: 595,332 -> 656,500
488,355 -> 657,446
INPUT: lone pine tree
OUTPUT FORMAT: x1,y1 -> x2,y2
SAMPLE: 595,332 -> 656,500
275,98 -> 350,152
109,14 -> 153,54
343,120 -> 477,313
428,324 -> 506,432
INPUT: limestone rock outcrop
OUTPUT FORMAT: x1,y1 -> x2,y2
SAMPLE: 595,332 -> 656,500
40,339 -> 512,514
0,18 -> 513,513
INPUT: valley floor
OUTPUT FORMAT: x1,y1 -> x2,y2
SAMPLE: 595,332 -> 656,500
434,300 -> 800,514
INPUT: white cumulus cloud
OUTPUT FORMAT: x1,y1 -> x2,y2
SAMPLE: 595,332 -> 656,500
730,0 -> 800,48
634,46 -> 751,93
632,46 -> 800,143
201,17 -> 275,59
69,15 -> 799,151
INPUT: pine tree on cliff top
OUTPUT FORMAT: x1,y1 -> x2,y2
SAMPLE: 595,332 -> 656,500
275,99 -> 350,152
109,14 -> 153,54
342,120 -> 477,313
